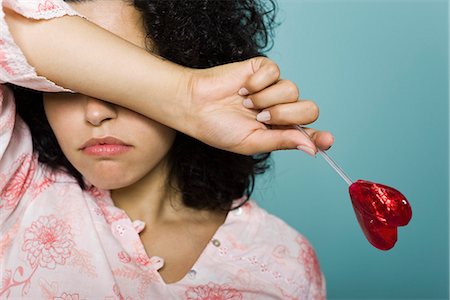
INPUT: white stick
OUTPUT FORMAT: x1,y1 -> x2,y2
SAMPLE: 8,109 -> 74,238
295,125 -> 353,186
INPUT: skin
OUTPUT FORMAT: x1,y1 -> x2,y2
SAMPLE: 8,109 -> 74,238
40,0 -> 334,283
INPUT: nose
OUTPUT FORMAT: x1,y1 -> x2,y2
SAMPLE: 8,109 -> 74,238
84,97 -> 117,126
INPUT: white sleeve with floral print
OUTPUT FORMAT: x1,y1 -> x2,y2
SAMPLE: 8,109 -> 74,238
0,0 -> 79,225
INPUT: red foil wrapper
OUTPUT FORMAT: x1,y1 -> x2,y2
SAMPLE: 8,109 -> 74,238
349,180 -> 412,250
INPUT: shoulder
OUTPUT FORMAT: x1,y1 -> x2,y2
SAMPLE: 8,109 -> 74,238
224,200 -> 326,299
238,200 -> 316,253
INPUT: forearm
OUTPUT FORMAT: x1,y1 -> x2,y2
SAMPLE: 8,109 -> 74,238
4,8 -> 192,131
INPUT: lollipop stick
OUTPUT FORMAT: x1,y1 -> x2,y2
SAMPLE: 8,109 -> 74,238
295,125 -> 353,186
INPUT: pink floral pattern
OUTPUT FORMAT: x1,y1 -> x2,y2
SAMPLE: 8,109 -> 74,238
68,248 -> 97,278
112,265 -> 158,298
31,174 -> 54,198
0,90 -> 16,134
118,251 -> 131,264
37,0 -> 59,13
0,265 -> 38,297
22,215 -> 75,269
296,236 -> 325,299
0,270 -> 12,293
88,185 -> 108,200
0,154 -> 36,210
54,292 -> 80,300
95,196 -> 129,224
0,39 -> 15,76
0,219 -> 20,260
185,282 -> 243,300
135,253 -> 150,266
272,245 -> 289,259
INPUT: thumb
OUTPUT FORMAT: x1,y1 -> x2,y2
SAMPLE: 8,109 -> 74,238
240,128 -> 318,155
239,57 -> 281,96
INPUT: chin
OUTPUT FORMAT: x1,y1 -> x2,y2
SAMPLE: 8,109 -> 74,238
87,176 -> 138,191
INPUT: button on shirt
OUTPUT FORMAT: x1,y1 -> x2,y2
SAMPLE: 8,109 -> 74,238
0,0 -> 326,298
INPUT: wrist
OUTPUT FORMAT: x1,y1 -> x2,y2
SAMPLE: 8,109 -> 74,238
161,64 -> 197,138
131,55 -> 196,137
180,67 -> 218,141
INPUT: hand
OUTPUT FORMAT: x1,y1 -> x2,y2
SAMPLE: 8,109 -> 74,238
187,57 -> 334,155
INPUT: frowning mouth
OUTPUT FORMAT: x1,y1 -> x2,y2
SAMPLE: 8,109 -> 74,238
80,137 -> 132,156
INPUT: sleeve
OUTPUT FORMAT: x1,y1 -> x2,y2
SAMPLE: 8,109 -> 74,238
0,0 -> 82,225
297,236 -> 327,300
258,207 -> 327,300
0,0 -> 81,91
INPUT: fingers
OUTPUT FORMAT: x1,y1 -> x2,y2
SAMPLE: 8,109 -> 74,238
243,80 -> 299,109
239,57 -> 299,109
240,57 -> 280,95
302,128 -> 335,151
238,57 -> 335,155
239,127 -> 334,156
255,100 -> 319,125
241,128 -> 317,155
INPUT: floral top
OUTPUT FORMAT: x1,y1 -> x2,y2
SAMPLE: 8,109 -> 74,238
0,0 -> 326,299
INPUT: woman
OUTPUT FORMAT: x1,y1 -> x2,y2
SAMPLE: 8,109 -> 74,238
1,0 -> 332,298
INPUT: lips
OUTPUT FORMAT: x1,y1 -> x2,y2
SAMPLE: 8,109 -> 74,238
80,137 -> 132,156
349,180 -> 412,250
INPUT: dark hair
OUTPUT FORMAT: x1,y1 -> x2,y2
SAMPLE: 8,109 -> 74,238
14,0 -> 277,211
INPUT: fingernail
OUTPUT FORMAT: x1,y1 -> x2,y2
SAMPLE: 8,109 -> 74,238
326,135 -> 335,150
297,145 -> 316,157
256,111 -> 271,122
243,98 -> 254,108
238,88 -> 249,96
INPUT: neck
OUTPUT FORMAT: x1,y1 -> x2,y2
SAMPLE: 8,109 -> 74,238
110,158 -> 177,224
110,158 -> 227,226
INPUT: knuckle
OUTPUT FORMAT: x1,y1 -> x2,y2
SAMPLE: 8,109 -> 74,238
252,56 -> 266,71
268,106 -> 282,122
284,81 -> 299,100
276,131 -> 293,150
306,101 -> 319,120
248,95 -> 260,108
268,63 -> 281,79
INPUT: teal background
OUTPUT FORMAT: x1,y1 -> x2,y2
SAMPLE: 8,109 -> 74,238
255,0 -> 449,299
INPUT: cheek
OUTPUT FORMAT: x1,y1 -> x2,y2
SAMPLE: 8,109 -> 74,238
123,107 -> 176,147
130,118 -> 177,161
43,95 -> 83,149
107,118 -> 176,182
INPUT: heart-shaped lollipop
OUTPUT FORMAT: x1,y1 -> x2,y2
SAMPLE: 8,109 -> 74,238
295,126 -> 412,250
349,180 -> 412,250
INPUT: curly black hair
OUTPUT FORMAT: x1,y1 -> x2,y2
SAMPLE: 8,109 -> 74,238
14,0 -> 278,211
